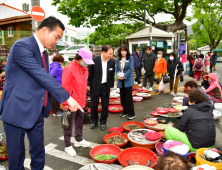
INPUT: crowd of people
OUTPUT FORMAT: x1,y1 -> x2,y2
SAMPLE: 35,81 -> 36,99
0,16 -> 220,169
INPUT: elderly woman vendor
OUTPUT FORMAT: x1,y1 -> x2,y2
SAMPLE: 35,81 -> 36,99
165,89 -> 215,151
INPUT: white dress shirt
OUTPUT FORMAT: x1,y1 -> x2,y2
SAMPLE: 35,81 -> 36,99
34,34 -> 45,57
101,55 -> 108,83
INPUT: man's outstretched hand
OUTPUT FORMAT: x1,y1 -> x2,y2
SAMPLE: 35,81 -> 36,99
67,96 -> 83,112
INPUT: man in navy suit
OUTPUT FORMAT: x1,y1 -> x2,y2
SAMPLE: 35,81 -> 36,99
0,17 -> 82,170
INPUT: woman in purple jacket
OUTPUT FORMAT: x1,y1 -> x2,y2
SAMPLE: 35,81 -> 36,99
50,54 -> 64,116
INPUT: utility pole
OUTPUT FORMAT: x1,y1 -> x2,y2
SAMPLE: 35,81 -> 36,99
31,0 -> 40,33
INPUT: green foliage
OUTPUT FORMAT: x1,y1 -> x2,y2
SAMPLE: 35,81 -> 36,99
188,34 -> 207,50
192,0 -> 222,50
75,39 -> 81,45
89,22 -> 144,47
80,38 -> 87,44
52,0 -> 194,32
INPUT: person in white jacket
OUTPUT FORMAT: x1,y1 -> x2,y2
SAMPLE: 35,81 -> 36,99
205,52 -> 210,73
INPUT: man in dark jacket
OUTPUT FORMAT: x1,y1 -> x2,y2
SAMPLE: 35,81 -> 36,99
87,45 -> 115,131
142,46 -> 156,91
165,89 -> 215,151
167,52 -> 183,96
132,46 -> 142,86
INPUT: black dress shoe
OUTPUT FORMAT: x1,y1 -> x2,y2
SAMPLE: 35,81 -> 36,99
90,123 -> 98,129
100,124 -> 106,131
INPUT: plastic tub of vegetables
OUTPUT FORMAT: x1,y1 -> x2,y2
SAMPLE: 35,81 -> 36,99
90,144 -> 121,164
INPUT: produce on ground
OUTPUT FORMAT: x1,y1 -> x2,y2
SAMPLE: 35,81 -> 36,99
112,101 -> 120,104
144,119 -> 157,125
157,110 -> 167,113
145,115 -> 155,119
124,124 -> 141,130
137,94 -> 149,97
105,135 -> 127,144
0,143 -> 8,158
152,123 -> 172,129
110,107 -> 122,111
167,112 -> 180,117
111,130 -> 121,133
94,154 -> 118,161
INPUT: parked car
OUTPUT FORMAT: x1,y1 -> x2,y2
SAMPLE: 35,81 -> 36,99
59,45 -> 87,61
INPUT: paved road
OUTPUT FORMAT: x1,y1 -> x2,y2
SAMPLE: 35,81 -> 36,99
0,64 -> 222,170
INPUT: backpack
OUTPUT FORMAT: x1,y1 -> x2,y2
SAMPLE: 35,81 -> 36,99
195,58 -> 202,69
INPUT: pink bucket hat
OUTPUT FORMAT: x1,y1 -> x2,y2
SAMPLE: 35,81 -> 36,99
78,48 -> 94,65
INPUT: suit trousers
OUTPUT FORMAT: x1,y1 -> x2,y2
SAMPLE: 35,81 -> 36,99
143,73 -> 154,88
170,76 -> 180,93
3,112 -> 44,170
134,67 -> 141,84
51,96 -> 60,113
90,83 -> 109,125
64,110 -> 84,147
120,80 -> 135,117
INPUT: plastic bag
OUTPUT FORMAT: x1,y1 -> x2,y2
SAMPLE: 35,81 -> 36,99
180,75 -> 184,82
159,78 -> 167,92
163,74 -> 170,84
61,110 -> 71,129
189,70 -> 194,77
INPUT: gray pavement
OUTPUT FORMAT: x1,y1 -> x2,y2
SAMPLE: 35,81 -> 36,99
0,64 -> 222,169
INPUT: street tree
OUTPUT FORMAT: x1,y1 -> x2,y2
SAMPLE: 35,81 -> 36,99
89,22 -> 144,47
75,39 -> 81,45
192,0 -> 222,51
188,34 -> 207,50
52,0 -> 193,32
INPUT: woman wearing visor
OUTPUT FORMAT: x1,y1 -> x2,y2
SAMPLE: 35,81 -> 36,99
61,48 -> 94,157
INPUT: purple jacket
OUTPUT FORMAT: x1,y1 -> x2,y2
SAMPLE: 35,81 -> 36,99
132,51 -> 142,68
50,62 -> 63,85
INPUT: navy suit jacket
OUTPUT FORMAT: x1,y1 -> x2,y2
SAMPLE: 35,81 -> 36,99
116,56 -> 134,88
0,35 -> 70,129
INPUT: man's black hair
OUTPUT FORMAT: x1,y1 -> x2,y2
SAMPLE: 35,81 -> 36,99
102,45 -> 114,53
37,16 -> 65,31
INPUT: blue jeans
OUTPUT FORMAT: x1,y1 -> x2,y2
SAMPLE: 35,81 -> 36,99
134,67 -> 141,84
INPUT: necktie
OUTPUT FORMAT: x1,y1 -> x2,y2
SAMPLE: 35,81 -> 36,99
42,50 -> 48,107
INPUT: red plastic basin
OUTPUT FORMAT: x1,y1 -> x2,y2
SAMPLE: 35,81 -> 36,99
118,147 -> 158,168
122,121 -> 144,132
145,131 -> 161,141
103,133 -> 129,147
155,142 -> 164,156
108,105 -> 123,113
90,144 -> 121,164
150,111 -> 160,117
155,108 -> 168,114
109,127 -> 123,133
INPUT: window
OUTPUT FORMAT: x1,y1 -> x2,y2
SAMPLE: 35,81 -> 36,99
8,27 -> 13,37
71,37 -> 75,42
65,36 -> 68,42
